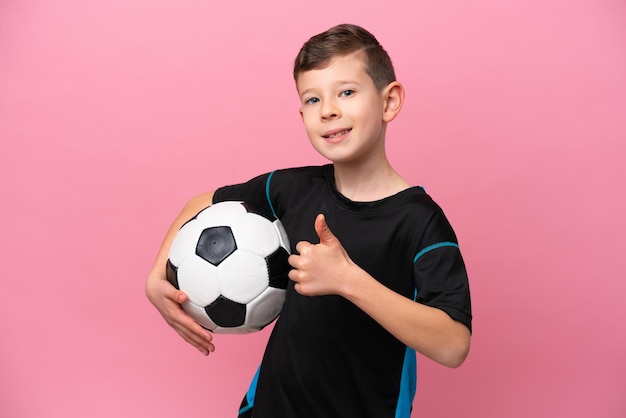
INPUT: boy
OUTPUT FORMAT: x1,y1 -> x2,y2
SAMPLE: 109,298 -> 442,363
146,23 -> 472,418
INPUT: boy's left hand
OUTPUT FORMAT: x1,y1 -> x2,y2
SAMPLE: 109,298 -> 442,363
288,214 -> 357,297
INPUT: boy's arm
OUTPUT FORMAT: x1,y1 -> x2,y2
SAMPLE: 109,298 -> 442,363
342,272 -> 470,368
288,214 -> 471,368
145,191 -> 216,356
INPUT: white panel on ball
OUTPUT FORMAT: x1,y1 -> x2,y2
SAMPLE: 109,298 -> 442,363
168,221 -> 203,266
218,251 -> 269,304
231,214 -> 280,257
197,201 -> 246,226
177,257 -> 221,306
245,287 -> 287,329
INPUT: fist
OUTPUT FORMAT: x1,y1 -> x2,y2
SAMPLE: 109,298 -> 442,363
288,214 -> 355,297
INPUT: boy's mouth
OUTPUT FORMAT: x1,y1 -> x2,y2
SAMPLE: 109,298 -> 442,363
322,128 -> 351,139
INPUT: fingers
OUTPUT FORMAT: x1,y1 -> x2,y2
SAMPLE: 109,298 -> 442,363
288,214 -> 340,297
157,283 -> 215,355
168,303 -> 215,355
294,240 -> 312,256
290,240 -> 312,271
175,317 -> 215,355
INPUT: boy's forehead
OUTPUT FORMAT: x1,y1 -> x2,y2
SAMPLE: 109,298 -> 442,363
295,52 -> 370,90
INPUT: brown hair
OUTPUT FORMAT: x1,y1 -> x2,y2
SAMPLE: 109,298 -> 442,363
293,24 -> 396,91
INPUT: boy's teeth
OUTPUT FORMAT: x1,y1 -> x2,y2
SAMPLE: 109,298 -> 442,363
326,129 -> 349,138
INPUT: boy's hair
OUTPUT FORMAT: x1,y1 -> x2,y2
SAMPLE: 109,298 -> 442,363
293,23 -> 396,91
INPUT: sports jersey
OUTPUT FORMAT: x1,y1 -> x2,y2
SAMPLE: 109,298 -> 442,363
212,164 -> 472,418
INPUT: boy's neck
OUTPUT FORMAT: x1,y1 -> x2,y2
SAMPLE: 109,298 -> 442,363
332,159 -> 411,202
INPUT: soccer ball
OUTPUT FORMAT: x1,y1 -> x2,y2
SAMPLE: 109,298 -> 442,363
166,201 -> 291,334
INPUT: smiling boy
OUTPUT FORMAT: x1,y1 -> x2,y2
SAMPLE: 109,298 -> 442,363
146,24 -> 472,417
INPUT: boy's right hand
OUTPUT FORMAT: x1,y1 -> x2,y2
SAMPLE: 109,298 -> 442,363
146,191 -> 216,355
146,274 -> 215,356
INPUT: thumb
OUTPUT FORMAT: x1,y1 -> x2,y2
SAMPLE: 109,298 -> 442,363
162,275 -> 188,304
175,290 -> 188,304
315,214 -> 336,245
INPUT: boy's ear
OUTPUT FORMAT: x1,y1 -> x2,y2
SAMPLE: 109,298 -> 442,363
382,81 -> 405,123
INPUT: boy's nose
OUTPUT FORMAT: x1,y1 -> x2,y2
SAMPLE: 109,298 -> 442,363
321,101 -> 341,120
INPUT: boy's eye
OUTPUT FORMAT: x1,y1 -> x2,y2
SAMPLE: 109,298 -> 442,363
341,89 -> 355,97
305,97 -> 320,105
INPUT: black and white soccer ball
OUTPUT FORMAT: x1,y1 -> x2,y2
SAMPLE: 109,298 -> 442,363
166,201 -> 291,334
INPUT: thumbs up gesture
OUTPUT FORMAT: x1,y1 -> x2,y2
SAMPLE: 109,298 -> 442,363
288,214 -> 357,297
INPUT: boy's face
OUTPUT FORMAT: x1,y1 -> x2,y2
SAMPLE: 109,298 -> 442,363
296,53 -> 389,166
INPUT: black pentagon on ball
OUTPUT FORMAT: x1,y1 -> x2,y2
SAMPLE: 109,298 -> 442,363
266,247 -> 290,289
196,226 -> 237,266
206,295 -> 247,327
165,259 -> 180,289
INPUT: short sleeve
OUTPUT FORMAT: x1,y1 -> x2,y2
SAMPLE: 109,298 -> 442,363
413,211 -> 472,333
213,172 -> 274,218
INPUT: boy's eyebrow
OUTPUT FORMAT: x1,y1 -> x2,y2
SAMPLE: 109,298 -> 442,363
298,80 -> 363,98
298,88 -> 314,98
335,79 -> 361,86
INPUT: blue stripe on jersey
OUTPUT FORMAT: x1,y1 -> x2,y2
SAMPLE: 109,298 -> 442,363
239,365 -> 261,415
396,284 -> 421,417
413,241 -> 459,264
395,346 -> 417,417
399,241 -> 459,414
265,170 -> 278,219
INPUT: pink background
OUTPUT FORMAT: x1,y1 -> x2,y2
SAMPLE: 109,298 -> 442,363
1,0 -> 625,417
